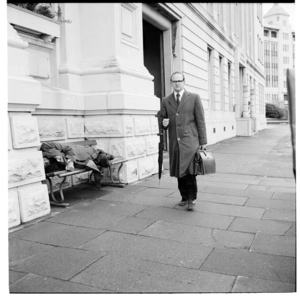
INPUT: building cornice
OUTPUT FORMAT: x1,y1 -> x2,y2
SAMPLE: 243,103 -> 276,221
184,3 -> 236,50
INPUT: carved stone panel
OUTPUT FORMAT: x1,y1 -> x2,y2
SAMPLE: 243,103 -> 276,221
8,188 -> 21,228
110,137 -> 146,159
84,115 -> 134,137
66,117 -> 84,138
37,116 -> 66,141
8,151 -> 45,189
122,160 -> 139,183
137,156 -> 155,180
18,183 -> 51,223
8,118 -> 12,150
134,116 -> 151,136
146,135 -> 159,155
10,115 -> 40,148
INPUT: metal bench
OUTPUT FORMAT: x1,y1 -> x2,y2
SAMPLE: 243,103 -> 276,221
43,140 -> 126,207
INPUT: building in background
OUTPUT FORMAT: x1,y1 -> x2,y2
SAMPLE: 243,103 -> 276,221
263,3 -> 295,107
7,3 -> 266,228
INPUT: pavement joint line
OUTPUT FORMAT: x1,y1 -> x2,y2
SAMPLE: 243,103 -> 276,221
67,253 -> 106,282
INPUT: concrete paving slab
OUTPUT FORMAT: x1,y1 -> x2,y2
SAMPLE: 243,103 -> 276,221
135,206 -> 234,229
256,176 -> 291,182
134,187 -> 177,197
232,276 -> 296,293
272,191 -> 296,201
250,233 -> 296,257
71,253 -> 236,293
196,180 -> 249,190
245,197 -> 296,210
108,216 -> 156,234
285,223 -> 296,237
134,179 -> 178,190
59,186 -> 111,201
9,238 -> 54,263
9,273 -> 107,293
259,180 -> 296,188
110,184 -> 149,194
9,221 -> 105,248
263,208 -> 296,222
202,186 -> 274,199
197,192 -> 248,205
70,198 -> 148,216
138,220 -> 215,244
9,270 -> 27,284
208,173 -> 257,180
10,247 -> 105,281
247,185 -> 296,194
46,209 -> 126,229
228,217 -> 293,235
100,192 -> 178,208
200,176 -> 261,185
192,201 -> 265,219
79,231 -> 212,269
140,221 -> 254,250
200,248 -> 296,284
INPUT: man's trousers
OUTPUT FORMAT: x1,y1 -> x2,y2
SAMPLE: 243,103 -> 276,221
177,174 -> 198,201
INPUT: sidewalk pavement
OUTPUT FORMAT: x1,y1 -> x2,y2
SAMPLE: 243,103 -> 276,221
8,123 -> 296,293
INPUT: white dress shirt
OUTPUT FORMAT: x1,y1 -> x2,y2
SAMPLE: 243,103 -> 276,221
174,89 -> 185,103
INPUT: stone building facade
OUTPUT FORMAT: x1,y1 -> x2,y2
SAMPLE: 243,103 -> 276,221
7,3 -> 266,228
263,4 -> 295,107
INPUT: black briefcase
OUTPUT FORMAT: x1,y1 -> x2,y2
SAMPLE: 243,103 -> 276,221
194,149 -> 216,175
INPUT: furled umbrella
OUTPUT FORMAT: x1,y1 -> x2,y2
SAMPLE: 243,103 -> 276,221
156,110 -> 164,180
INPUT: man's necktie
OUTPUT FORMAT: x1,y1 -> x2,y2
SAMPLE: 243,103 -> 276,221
176,93 -> 180,106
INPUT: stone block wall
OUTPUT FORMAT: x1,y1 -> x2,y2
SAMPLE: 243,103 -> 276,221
8,112 -> 50,228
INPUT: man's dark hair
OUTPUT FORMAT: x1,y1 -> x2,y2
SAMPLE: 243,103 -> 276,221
170,72 -> 185,82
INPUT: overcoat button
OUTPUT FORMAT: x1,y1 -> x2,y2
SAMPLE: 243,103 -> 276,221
178,138 -> 180,141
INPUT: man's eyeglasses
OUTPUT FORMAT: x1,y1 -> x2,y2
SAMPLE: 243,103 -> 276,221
171,80 -> 184,83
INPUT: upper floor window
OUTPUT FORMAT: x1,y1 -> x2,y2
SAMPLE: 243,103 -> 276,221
283,20 -> 287,27
264,30 -> 269,37
271,31 -> 277,38
277,17 -> 279,21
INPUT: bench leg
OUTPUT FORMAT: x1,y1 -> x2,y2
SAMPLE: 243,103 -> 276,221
103,163 -> 126,188
46,177 -> 70,207
93,171 -> 102,190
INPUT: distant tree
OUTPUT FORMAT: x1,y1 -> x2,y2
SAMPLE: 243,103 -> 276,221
266,103 -> 285,119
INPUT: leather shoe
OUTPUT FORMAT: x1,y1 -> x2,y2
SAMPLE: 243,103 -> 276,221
178,199 -> 187,206
187,200 -> 195,211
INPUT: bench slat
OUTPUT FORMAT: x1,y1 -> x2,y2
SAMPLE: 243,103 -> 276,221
60,140 -> 97,146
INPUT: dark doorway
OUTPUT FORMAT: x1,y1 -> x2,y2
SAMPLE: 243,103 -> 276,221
143,20 -> 165,100
143,19 -> 167,150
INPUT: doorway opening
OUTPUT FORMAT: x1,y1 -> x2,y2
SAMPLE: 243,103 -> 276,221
143,19 -> 167,150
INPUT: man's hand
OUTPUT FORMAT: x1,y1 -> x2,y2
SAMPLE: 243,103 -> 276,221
162,118 -> 169,127
198,145 -> 206,151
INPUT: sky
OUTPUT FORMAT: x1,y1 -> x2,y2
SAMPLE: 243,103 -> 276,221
263,3 -> 296,30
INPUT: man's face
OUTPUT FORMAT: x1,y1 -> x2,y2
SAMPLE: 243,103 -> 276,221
171,73 -> 185,93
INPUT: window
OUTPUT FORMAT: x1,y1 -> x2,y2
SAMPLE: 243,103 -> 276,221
228,62 -> 232,111
271,31 -> 277,38
277,17 -> 279,21
207,47 -> 215,110
283,20 -> 286,27
264,30 -> 269,37
219,55 -> 224,111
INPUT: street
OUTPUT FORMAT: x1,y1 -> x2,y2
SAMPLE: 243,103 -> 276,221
9,123 -> 296,293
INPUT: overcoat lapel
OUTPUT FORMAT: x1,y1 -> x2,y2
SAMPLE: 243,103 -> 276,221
167,93 -> 177,112
178,91 -> 190,111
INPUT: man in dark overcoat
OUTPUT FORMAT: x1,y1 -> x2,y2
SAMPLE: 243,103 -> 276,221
160,71 -> 207,210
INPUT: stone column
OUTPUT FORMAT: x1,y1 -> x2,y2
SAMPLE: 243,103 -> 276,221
242,74 -> 250,118
58,3 -> 160,183
8,24 -> 50,228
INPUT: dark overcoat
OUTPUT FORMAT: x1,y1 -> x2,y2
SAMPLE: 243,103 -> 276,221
160,90 -> 207,178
